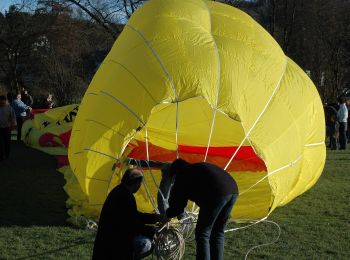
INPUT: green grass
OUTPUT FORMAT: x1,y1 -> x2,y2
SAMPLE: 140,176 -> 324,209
0,142 -> 349,259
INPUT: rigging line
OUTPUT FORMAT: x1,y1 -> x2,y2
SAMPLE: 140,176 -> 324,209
100,90 -> 145,126
86,176 -> 109,182
125,24 -> 180,159
145,160 -> 165,201
104,127 -> 142,196
144,128 -> 164,199
78,148 -> 120,198
175,101 -> 179,158
83,148 -> 119,161
239,154 -> 302,196
244,220 -> 281,260
203,0 -> 221,162
159,97 -> 241,122
85,119 -> 125,137
225,216 -> 268,233
135,160 -> 159,213
105,128 -> 142,198
190,202 -> 199,215
104,60 -> 158,104
224,58 -> 288,170
119,130 -> 139,158
225,216 -> 281,260
304,141 -> 324,147
105,162 -> 118,199
125,25 -> 177,98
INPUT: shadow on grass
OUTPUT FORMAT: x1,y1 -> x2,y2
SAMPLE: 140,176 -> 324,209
13,238 -> 92,260
0,141 -> 68,226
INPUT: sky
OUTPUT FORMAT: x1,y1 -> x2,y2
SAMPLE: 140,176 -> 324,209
0,0 -> 18,13
0,0 -> 258,13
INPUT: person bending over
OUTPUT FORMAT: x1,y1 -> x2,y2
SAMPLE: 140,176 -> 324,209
165,159 -> 239,260
92,168 -> 163,259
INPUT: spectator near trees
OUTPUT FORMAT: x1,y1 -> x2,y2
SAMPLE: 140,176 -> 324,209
0,95 -> 16,161
21,88 -> 34,106
11,93 -> 31,141
0,1 -> 349,105
337,97 -> 348,150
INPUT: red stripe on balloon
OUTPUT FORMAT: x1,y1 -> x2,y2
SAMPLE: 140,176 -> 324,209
128,141 -> 266,172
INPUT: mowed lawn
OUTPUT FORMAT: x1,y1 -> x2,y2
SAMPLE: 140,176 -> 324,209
0,141 -> 349,259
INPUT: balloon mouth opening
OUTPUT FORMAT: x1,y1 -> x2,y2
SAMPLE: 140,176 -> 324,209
126,139 -> 267,173
119,97 -> 272,219
124,97 -> 267,173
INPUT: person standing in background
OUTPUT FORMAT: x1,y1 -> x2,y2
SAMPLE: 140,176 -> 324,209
0,95 -> 16,161
21,89 -> 34,107
11,93 -> 31,141
346,99 -> 350,143
337,97 -> 348,150
329,114 -> 340,150
44,94 -> 54,109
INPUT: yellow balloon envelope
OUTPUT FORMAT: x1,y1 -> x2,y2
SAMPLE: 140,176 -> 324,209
68,0 -> 325,220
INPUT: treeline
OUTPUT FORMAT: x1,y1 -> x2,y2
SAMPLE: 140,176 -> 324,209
236,0 -> 350,103
0,1 -> 115,106
0,0 -> 349,105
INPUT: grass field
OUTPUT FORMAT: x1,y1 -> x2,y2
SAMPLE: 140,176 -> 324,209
0,141 -> 349,259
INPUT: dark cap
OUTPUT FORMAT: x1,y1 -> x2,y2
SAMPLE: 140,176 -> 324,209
121,168 -> 144,186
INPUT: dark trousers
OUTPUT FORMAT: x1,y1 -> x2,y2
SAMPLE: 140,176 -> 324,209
339,122 -> 347,150
0,127 -> 11,161
330,136 -> 339,150
195,194 -> 238,260
16,116 -> 24,141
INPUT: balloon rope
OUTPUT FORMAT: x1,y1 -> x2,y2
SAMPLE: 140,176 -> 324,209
125,25 -> 177,97
203,103 -> 217,162
243,219 -> 281,260
304,141 -> 324,147
175,101 -> 179,159
135,159 -> 159,213
91,90 -> 147,198
81,148 -> 118,160
236,139 -> 323,197
100,90 -> 146,126
144,128 -> 165,203
103,60 -> 158,103
126,24 -> 179,159
224,58 -> 288,170
203,0 -> 221,162
154,223 -> 186,260
239,154 -> 302,196
225,217 -> 281,260
225,217 -> 268,233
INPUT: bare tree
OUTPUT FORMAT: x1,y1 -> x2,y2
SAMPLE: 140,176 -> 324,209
49,0 -> 146,39
0,4 -> 52,92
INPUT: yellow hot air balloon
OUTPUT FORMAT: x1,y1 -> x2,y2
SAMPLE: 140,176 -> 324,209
68,0 -> 325,221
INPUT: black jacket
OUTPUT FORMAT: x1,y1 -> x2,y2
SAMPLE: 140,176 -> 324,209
92,185 -> 157,259
166,162 -> 238,218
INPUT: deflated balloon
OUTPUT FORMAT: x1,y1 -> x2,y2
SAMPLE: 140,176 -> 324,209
68,0 -> 325,220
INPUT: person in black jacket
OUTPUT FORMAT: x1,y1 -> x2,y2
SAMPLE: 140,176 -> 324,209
92,168 -> 162,259
165,159 -> 239,260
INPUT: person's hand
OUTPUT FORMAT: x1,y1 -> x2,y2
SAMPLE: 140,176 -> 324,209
155,213 -> 169,224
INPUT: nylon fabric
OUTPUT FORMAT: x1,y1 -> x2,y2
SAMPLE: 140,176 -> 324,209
68,0 -> 326,220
